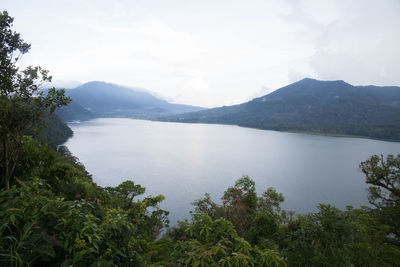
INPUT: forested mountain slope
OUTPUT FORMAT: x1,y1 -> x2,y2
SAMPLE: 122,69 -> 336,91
160,78 -> 400,140
56,100 -> 95,122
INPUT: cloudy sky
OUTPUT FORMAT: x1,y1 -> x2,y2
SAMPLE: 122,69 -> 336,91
3,0 -> 400,107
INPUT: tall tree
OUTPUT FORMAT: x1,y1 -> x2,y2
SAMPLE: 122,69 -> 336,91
0,10 -> 70,189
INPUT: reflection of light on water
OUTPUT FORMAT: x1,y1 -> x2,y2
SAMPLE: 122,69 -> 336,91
65,118 -> 400,225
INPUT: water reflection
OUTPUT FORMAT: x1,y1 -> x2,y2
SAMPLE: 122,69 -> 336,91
65,118 -> 400,224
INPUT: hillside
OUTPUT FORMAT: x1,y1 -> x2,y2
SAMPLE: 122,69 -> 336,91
58,81 -> 204,120
26,113 -> 73,146
159,78 -> 400,141
56,100 -> 95,122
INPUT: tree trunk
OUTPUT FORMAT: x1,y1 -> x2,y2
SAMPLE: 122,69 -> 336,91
3,139 -> 10,190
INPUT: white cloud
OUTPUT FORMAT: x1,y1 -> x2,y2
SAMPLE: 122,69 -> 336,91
51,80 -> 82,89
288,69 -> 312,83
305,0 -> 400,85
3,0 -> 400,107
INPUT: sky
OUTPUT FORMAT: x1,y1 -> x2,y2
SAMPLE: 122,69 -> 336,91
3,0 -> 400,107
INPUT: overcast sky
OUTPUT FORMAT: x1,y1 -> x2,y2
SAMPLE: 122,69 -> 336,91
3,0 -> 400,107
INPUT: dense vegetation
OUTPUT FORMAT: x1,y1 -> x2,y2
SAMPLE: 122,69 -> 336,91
29,113 -> 73,147
1,10 -> 400,266
160,78 -> 400,141
1,138 -> 399,266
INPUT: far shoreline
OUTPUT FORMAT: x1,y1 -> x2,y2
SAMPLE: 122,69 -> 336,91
65,116 -> 400,144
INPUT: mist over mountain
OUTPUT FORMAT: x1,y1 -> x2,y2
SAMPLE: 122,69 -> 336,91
57,81 -> 204,120
159,78 -> 400,141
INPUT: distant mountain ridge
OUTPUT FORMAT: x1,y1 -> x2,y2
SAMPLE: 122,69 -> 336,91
56,81 -> 204,121
159,78 -> 400,141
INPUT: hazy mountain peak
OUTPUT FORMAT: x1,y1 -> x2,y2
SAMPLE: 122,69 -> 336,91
295,78 -> 349,86
297,77 -> 317,83
83,80 -> 107,86
77,81 -> 126,90
58,81 -> 205,120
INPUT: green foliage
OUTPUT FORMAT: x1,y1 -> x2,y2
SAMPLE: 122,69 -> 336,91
360,154 -> 400,245
106,180 -> 169,240
1,135 -> 400,266
0,135 -> 169,266
282,204 -> 400,266
0,10 -> 71,189
360,154 -> 400,208
4,137 -> 98,201
172,213 -> 286,266
192,175 -> 284,248
0,175 -> 169,266
190,176 -> 400,266
0,178 -> 64,265
29,113 -> 73,147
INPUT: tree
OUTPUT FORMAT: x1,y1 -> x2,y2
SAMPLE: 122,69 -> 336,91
0,10 -> 70,189
192,176 -> 285,248
171,213 -> 286,266
360,154 -> 400,245
106,181 -> 169,240
282,204 -> 400,266
360,154 -> 400,208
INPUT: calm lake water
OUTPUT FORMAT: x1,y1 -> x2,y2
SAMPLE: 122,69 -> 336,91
64,118 -> 400,224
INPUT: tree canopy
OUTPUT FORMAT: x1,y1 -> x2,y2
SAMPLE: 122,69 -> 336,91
0,10 -> 70,189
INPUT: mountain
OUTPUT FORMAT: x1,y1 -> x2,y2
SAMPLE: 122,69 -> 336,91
56,100 -> 96,122
159,78 -> 400,141
58,81 -> 204,120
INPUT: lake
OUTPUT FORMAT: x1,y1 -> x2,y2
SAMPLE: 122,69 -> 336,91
64,118 -> 400,224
